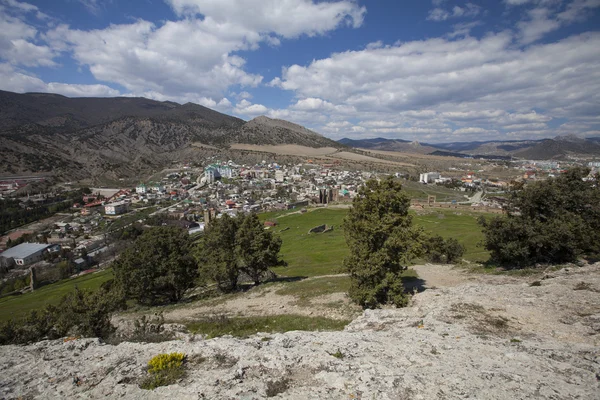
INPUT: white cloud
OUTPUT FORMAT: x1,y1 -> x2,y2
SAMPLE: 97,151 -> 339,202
516,0 -> 600,44
427,3 -> 481,21
36,0 -> 364,106
166,0 -> 366,37
0,3 -> 56,66
273,32 -> 600,141
233,99 -> 268,116
0,63 -> 120,96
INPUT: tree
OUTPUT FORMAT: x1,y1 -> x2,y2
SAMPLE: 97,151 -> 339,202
113,226 -> 198,305
236,213 -> 282,285
343,177 -> 425,309
479,168 -> 600,267
196,214 -> 241,292
424,235 -> 465,264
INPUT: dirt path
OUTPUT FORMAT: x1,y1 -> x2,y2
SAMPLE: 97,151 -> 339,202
411,264 -> 523,289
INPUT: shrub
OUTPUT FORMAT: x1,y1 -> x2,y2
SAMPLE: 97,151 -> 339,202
0,284 -> 125,345
140,352 -> 187,390
424,235 -> 465,264
479,168 -> 600,268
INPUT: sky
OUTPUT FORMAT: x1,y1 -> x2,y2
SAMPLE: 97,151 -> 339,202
0,0 -> 599,143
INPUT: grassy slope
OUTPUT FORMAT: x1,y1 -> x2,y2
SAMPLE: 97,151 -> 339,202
0,269 -> 113,322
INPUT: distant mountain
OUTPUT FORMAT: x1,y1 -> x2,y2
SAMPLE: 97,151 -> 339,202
338,137 -> 437,154
0,90 -> 340,180
339,134 -> 600,160
234,116 -> 341,148
515,135 -> 600,160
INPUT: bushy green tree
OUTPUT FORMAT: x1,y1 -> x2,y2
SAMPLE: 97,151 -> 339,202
196,214 -> 241,292
113,226 -> 198,305
479,168 -> 600,267
195,213 -> 283,292
236,213 -> 282,285
343,177 -> 425,309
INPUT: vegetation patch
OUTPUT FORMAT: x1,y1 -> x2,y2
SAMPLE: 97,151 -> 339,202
448,302 -> 511,336
140,352 -> 186,390
275,276 -> 351,305
266,377 -> 291,397
0,269 -> 113,322
186,314 -> 349,338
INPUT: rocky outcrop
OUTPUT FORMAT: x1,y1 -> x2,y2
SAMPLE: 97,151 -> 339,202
1,264 -> 599,399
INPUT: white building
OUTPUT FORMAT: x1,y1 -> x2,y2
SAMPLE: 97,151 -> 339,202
420,172 -> 441,183
104,201 -> 129,215
0,243 -> 50,266
136,184 -> 147,194
275,170 -> 285,183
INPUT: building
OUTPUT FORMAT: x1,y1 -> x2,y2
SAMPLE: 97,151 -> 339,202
0,243 -> 50,267
275,170 -> 285,183
136,184 -> 147,194
419,172 -> 441,183
104,201 -> 129,215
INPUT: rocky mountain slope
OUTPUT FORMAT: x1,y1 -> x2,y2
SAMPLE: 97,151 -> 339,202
0,91 -> 341,180
1,263 -> 598,399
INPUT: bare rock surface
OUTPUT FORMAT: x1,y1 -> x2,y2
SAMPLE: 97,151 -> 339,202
1,264 -> 599,399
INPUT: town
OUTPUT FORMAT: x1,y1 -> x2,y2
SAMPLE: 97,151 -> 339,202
1,155 -> 599,297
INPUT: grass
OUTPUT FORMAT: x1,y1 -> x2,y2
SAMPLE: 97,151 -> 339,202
401,180 -> 470,203
411,209 -> 489,262
0,269 -> 113,322
186,314 -> 349,338
275,276 -> 350,299
262,208 -> 349,277
262,207 -> 491,277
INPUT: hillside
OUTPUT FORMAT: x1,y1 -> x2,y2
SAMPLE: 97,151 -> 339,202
0,91 -> 340,180
339,137 -> 437,154
1,263 -> 598,399
234,116 -> 343,148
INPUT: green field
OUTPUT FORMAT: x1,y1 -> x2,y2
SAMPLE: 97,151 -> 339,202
401,180 -> 470,203
265,206 -> 489,277
412,209 -> 489,262
0,269 -> 113,322
262,208 -> 348,277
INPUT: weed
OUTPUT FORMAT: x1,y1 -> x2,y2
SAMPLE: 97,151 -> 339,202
529,281 -> 542,287
510,338 -> 522,343
186,314 -> 349,338
213,350 -> 238,368
574,282 -> 593,291
261,336 -> 272,342
327,349 -> 344,359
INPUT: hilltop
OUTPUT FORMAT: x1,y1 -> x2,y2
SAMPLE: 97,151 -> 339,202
0,263 -> 598,399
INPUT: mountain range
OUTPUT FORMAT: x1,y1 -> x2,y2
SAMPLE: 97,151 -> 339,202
0,90 -> 340,181
339,135 -> 600,160
2,89 -> 599,183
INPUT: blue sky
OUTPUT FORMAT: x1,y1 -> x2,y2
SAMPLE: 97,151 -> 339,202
1,0 -> 599,142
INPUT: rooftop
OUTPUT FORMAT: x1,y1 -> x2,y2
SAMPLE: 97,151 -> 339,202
0,243 -> 50,260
